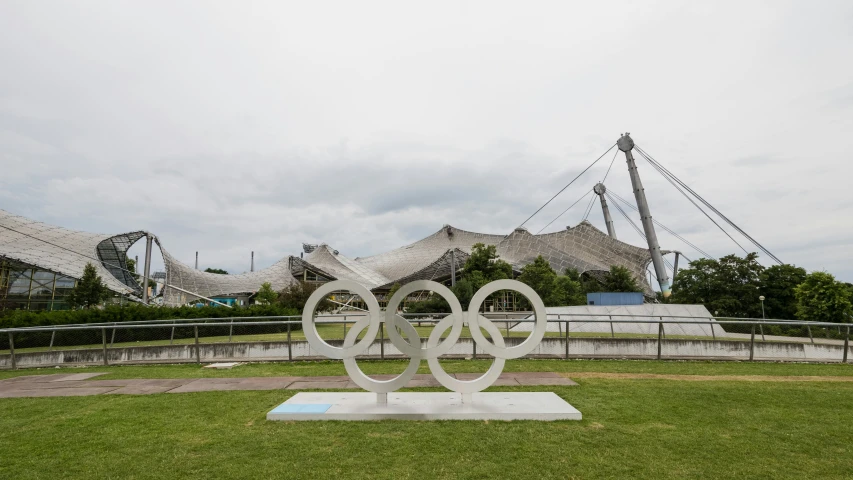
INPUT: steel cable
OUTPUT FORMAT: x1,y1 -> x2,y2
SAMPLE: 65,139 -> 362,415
536,189 -> 594,234
631,147 -> 750,256
516,143 -> 617,229
635,145 -> 782,264
607,189 -> 716,259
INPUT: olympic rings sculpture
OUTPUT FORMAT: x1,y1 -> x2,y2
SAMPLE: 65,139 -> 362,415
301,279 -> 548,394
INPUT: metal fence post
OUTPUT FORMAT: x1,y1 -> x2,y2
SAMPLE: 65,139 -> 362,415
170,326 -> 175,345
194,326 -> 201,364
49,330 -> 55,352
807,325 -> 814,344
229,319 -> 233,343
8,332 -> 16,370
657,322 -> 663,360
609,315 -> 614,338
287,322 -> 292,361
749,324 -> 755,361
844,326 -> 850,364
506,313 -> 510,339
110,328 -> 116,348
101,328 -> 109,366
380,322 -> 385,360
565,321 -> 569,359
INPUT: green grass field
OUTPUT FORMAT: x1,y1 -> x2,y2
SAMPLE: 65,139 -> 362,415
2,359 -> 852,479
2,358 -> 853,381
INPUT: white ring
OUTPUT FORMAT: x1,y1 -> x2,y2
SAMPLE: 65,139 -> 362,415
301,280 -> 380,360
384,280 -> 464,359
467,279 -> 548,359
344,316 -> 422,394
300,278 -> 548,394
426,314 -> 506,393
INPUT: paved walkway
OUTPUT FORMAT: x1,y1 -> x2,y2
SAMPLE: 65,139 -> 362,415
561,371 -> 853,382
0,372 -> 578,398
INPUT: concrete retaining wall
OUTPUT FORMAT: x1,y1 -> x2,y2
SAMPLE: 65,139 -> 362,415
1,336 -> 849,368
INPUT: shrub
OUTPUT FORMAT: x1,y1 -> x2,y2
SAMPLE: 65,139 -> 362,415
1,303 -> 301,349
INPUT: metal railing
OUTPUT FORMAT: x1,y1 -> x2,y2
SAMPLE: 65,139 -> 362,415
1,313 -> 850,369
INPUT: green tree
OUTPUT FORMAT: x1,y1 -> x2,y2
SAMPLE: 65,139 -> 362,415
405,244 -> 513,313
794,271 -> 853,323
566,267 -> 607,295
404,294 -> 453,314
518,256 -> 585,307
403,279 -> 478,314
451,278 -> 475,309
760,264 -> 807,319
279,281 -> 331,311
126,256 -> 137,277
255,282 -> 279,305
565,268 -> 581,282
385,283 -> 402,305
518,256 -> 559,304
461,243 -> 513,289
126,256 -> 155,288
204,268 -> 228,275
602,265 -> 641,292
553,275 -> 587,306
66,263 -> 112,309
670,253 -> 765,318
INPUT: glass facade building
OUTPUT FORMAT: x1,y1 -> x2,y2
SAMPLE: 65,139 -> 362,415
0,260 -> 78,311
1,209 -> 146,312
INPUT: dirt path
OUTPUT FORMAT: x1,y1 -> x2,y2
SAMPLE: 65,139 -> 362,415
561,372 -> 853,382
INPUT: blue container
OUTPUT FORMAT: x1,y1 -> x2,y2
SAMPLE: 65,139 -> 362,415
586,292 -> 644,306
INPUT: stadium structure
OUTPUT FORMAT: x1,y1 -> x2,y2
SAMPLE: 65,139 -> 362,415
0,207 -> 659,311
1,134 -> 778,312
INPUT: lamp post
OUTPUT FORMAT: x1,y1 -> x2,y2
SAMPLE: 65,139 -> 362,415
759,295 -> 766,341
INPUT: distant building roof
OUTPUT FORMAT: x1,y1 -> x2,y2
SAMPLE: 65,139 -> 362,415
160,243 -> 335,305
352,222 -> 657,293
1,208 -> 664,305
304,244 -> 390,290
0,209 -> 145,295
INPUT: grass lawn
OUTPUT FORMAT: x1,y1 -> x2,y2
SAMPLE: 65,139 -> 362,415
1,358 -> 853,381
1,360 -> 853,479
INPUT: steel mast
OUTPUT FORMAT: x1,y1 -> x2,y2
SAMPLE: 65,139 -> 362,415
141,233 -> 153,304
593,183 -> 617,239
618,133 -> 671,298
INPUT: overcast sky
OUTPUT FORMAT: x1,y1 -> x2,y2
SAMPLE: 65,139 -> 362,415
1,1 -> 852,283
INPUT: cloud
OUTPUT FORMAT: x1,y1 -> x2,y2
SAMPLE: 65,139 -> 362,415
1,1 -> 852,282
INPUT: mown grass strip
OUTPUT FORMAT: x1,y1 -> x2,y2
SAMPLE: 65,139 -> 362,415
1,379 -> 852,479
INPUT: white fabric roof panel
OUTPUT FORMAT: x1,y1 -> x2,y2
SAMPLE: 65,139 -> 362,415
0,209 -> 144,295
304,245 -> 390,290
1,208 -> 665,305
354,222 -> 657,293
354,226 -> 504,282
160,244 -> 312,306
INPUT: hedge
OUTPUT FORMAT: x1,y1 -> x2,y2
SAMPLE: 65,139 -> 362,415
1,304 -> 302,350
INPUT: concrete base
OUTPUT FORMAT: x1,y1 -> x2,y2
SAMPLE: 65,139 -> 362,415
267,392 -> 582,421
